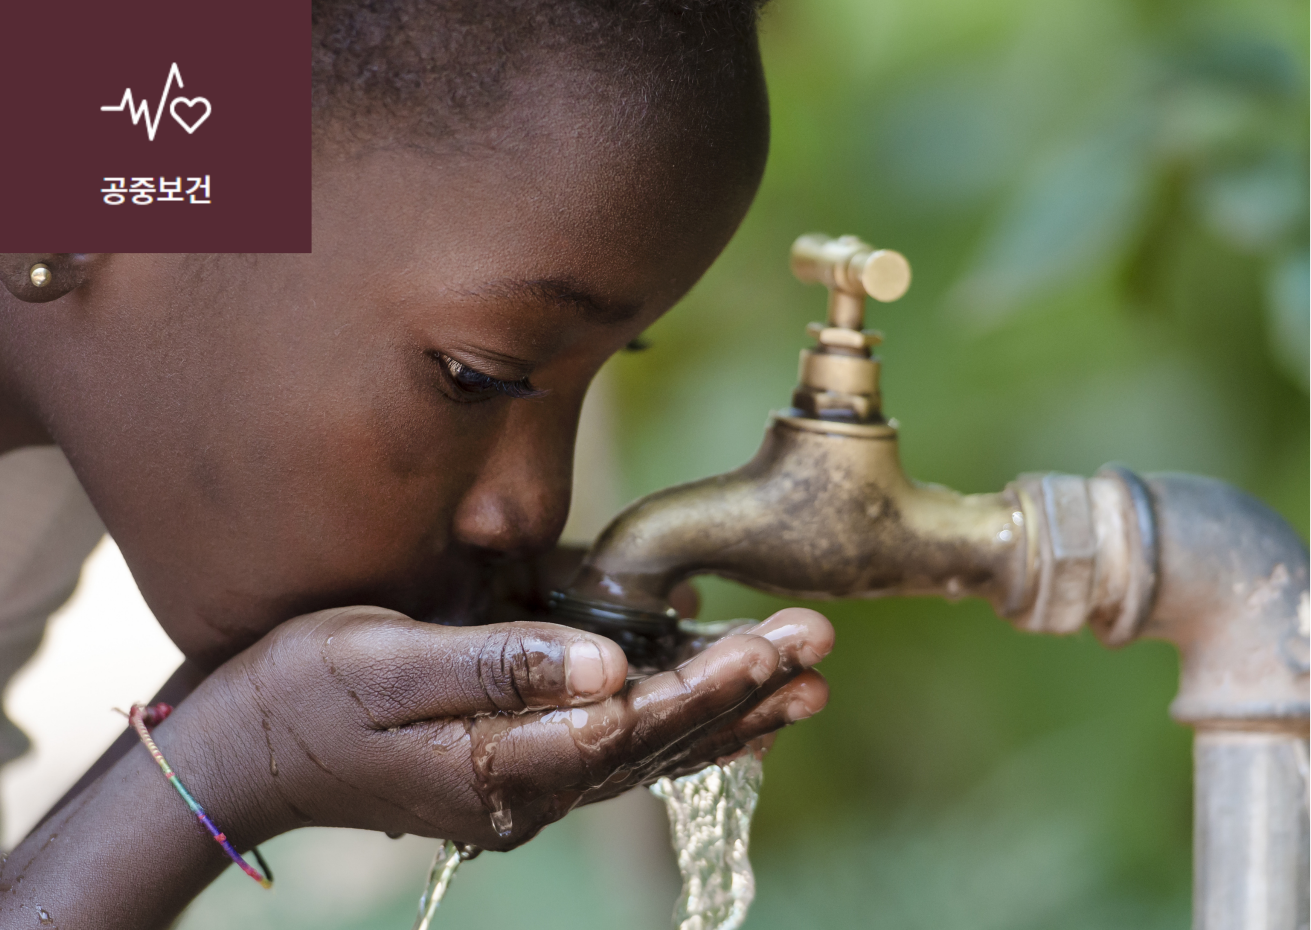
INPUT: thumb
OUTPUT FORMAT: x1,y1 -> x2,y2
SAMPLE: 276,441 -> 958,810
298,608 -> 629,727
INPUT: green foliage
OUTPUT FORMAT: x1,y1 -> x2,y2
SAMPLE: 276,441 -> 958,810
610,0 -> 1307,925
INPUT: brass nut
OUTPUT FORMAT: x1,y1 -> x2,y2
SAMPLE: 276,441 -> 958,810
1011,474 -> 1097,634
806,322 -> 883,350
798,349 -> 879,395
773,412 -> 897,439
792,386 -> 879,420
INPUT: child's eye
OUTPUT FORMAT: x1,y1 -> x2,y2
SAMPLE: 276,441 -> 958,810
434,353 -> 545,402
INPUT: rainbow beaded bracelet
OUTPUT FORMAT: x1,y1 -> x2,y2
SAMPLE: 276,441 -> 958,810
128,702 -> 273,889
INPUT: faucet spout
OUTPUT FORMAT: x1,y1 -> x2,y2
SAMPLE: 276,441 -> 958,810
566,414 -> 1029,619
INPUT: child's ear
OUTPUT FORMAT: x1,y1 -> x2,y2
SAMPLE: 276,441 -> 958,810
0,253 -> 99,303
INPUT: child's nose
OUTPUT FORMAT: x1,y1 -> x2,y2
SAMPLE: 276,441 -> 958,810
450,410 -> 575,555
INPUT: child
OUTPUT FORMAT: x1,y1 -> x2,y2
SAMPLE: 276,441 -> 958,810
0,1 -> 833,926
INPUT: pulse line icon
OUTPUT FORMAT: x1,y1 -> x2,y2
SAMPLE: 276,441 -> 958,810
100,63 -> 212,141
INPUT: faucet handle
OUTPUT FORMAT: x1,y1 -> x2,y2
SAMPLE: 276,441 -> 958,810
791,234 -> 912,321
788,233 -> 911,424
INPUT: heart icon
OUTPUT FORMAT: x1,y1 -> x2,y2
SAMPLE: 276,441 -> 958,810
169,96 -> 212,134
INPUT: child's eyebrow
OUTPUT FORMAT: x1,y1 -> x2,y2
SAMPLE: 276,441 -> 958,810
473,277 -> 642,325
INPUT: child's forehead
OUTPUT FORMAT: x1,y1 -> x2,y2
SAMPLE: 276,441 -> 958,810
309,56 -> 769,322
294,109 -> 761,358
318,91 -> 765,247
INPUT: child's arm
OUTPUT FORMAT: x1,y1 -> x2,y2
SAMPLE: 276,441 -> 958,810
0,606 -> 830,929
29,659 -> 208,832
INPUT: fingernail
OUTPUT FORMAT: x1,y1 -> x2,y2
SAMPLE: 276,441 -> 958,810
747,652 -> 775,685
565,641 -> 606,698
785,700 -> 816,723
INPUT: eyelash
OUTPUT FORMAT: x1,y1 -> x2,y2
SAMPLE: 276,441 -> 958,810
435,353 -> 546,401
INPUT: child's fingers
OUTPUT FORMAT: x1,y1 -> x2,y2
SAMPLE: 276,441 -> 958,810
707,733 -> 776,770
715,669 -> 828,745
607,612 -> 829,767
663,606 -> 832,727
626,632 -> 780,755
675,606 -> 834,669
742,607 -> 835,672
660,670 -> 829,777
294,607 -> 628,726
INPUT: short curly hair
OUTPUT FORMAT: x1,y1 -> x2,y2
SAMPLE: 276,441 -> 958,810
312,0 -> 770,148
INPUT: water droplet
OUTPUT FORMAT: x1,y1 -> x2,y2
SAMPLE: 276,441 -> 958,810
467,712 -> 520,840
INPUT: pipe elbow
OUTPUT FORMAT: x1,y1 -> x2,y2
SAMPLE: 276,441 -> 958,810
1145,474 -> 1309,729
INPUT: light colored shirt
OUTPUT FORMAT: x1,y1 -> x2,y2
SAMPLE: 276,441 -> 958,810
0,447 -> 104,772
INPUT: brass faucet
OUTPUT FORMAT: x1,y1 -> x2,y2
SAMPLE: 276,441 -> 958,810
551,234 -> 1034,664
551,232 -> 1310,926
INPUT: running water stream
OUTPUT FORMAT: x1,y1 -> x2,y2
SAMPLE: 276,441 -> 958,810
411,841 -> 479,930
650,753 -> 765,930
409,755 -> 764,930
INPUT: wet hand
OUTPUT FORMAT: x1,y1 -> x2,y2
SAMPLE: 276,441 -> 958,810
447,606 -> 832,845
172,605 -> 829,852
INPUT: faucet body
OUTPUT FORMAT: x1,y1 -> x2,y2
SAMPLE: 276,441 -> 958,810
553,234 -> 1309,929
567,414 -> 1025,616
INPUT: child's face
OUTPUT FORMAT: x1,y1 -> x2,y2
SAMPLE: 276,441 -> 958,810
38,96 -> 766,666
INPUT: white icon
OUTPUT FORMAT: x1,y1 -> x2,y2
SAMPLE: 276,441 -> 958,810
169,97 -> 212,134
101,63 -> 211,141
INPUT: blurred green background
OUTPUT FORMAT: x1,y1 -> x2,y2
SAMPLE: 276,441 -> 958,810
182,0 -> 1307,926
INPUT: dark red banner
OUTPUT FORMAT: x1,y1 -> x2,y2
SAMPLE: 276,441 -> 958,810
0,1 -> 310,251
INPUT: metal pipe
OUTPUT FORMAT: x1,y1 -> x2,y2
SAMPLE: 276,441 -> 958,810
1194,731 -> 1309,930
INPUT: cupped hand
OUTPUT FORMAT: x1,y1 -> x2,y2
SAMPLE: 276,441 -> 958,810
170,605 -> 831,851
